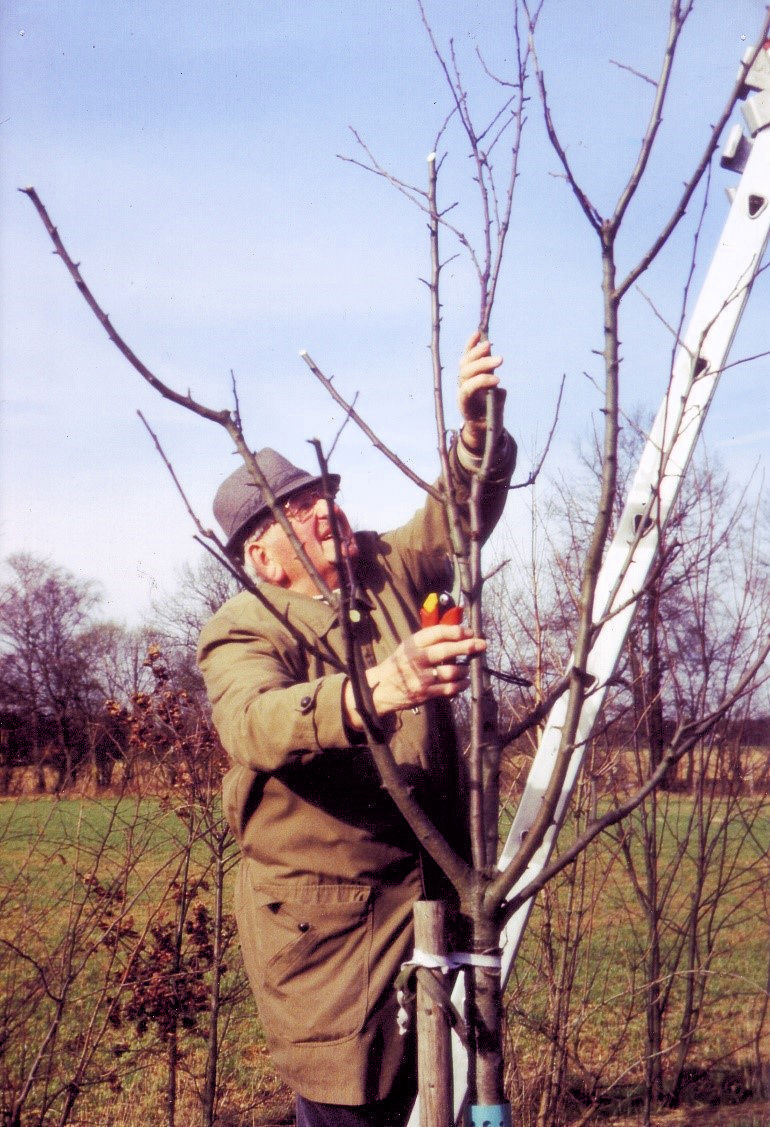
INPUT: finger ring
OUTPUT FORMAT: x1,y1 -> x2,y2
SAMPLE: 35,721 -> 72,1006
431,667 -> 440,682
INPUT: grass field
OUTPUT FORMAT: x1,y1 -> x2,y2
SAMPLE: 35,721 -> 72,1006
1,792 -> 768,1126
0,794 -> 293,1126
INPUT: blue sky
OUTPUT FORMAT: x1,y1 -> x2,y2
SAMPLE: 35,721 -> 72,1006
1,1 -> 768,625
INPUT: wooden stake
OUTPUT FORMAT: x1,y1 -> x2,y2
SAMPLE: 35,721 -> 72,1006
414,901 -> 453,1127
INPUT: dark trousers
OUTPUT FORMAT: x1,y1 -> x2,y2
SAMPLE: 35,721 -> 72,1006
295,1074 -> 415,1127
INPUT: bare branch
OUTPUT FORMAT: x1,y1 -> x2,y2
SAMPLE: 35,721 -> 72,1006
230,369 -> 243,432
609,58 -> 657,88
20,187 -> 232,428
135,417 -> 329,659
523,4 -> 603,232
615,11 -> 770,299
299,351 -> 439,497
339,127 -> 429,209
137,411 -> 220,543
22,187 -> 339,605
326,389 -> 359,460
418,0 -> 531,332
499,670 -> 572,744
611,4 -> 693,233
432,105 -> 460,155
509,373 -> 565,491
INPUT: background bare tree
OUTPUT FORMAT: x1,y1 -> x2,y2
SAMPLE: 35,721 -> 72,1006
146,554 -> 240,698
1,555 -> 113,792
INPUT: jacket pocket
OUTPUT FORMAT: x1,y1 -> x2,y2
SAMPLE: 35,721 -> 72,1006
243,880 -> 373,1045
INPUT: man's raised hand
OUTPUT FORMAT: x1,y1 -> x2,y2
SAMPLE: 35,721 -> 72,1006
458,330 -> 505,453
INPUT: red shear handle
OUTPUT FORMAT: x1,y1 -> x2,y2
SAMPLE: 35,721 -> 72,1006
420,592 -> 463,628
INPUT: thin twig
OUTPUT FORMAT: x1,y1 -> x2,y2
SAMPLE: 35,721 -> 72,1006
499,671 -> 571,745
340,128 -> 428,205
139,412 -> 345,664
509,373 -> 565,491
611,5 -> 692,235
137,411 -> 219,542
299,351 -> 439,497
523,3 -> 602,232
326,390 -> 359,461
609,58 -> 657,87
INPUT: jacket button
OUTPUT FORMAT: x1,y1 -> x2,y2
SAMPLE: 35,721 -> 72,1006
299,695 -> 313,714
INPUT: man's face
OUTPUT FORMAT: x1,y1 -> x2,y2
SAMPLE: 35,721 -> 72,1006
253,484 -> 358,595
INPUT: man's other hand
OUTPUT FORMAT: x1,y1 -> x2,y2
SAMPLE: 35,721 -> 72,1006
343,624 -> 486,729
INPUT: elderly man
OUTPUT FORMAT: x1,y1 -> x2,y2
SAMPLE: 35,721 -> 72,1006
198,333 -> 516,1127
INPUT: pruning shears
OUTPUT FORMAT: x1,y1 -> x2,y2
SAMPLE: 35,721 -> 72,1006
420,591 -> 463,628
420,590 -> 532,686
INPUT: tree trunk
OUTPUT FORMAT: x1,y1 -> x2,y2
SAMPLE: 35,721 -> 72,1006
466,908 -> 506,1109
643,797 -> 664,1121
166,1025 -> 178,1127
645,592 -> 671,789
202,832 -> 226,1126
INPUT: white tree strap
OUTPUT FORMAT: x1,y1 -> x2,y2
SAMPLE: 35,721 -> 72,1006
408,947 -> 503,972
395,948 -> 501,1038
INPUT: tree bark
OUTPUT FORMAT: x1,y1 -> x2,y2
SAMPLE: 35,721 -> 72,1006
465,903 -> 506,1109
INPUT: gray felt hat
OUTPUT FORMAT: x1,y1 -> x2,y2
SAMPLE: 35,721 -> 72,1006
213,449 -> 340,556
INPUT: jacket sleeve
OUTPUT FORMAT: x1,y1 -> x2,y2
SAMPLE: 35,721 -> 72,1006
198,605 -> 353,772
384,429 -> 517,594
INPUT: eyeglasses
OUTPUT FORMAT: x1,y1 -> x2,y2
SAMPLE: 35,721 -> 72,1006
249,483 -> 340,543
282,483 -> 338,523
